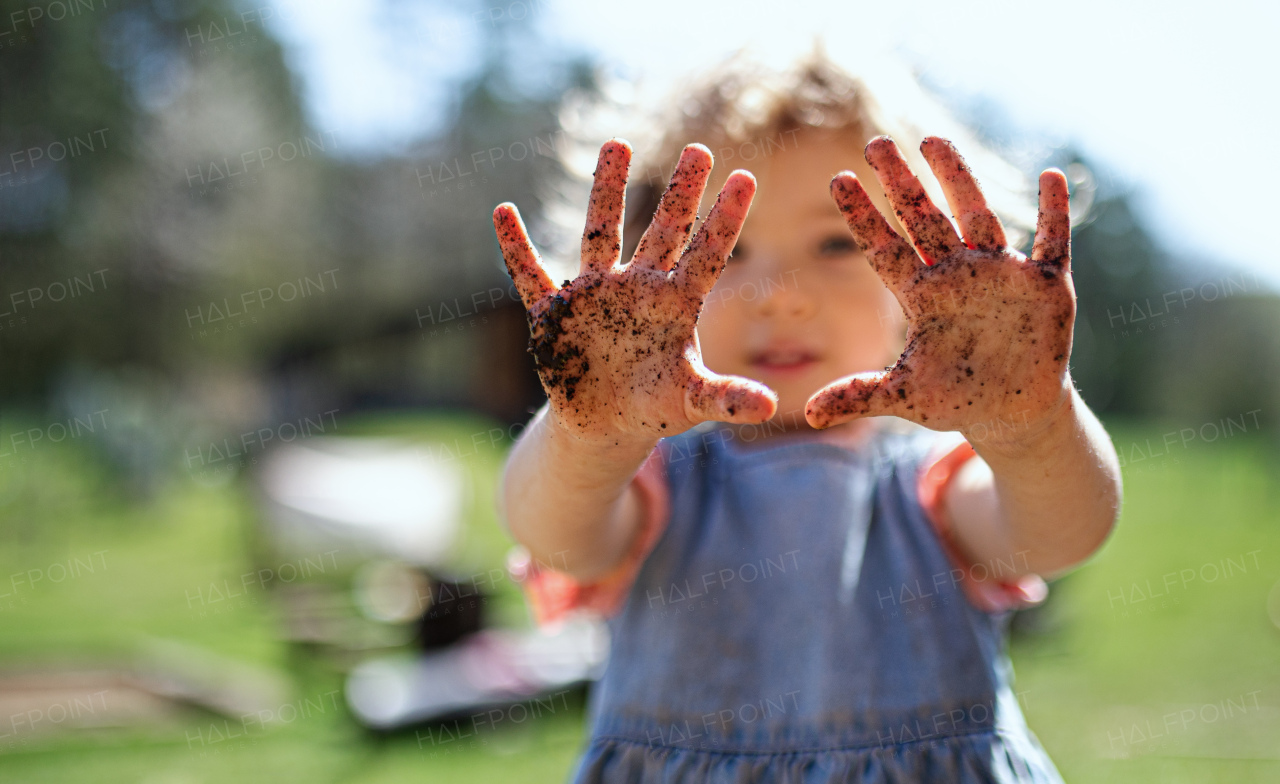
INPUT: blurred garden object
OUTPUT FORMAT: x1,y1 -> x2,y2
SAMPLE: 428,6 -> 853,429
265,562 -> 492,652
257,437 -> 464,570
344,617 -> 607,730
254,436 -> 489,653
253,433 -> 609,733
355,561 -> 487,651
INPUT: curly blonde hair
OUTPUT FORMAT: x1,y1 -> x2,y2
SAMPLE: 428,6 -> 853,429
543,46 -> 1036,281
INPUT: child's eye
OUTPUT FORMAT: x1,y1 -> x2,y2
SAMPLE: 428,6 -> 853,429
726,242 -> 748,262
817,236 -> 858,257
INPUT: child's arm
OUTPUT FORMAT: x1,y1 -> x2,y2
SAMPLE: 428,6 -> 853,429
940,387 -> 1118,580
493,140 -> 777,582
808,136 -> 1122,580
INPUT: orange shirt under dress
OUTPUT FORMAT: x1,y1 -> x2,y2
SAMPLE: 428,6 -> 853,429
508,428 -> 1048,625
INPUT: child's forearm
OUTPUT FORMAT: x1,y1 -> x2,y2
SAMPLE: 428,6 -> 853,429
500,404 -> 658,582
492,141 -> 769,582
949,385 -> 1123,578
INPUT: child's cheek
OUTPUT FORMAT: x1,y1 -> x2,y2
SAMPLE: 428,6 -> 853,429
839,283 -> 902,355
695,303 -> 744,374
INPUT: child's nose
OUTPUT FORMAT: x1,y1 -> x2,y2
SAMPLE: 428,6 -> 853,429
753,265 -> 817,321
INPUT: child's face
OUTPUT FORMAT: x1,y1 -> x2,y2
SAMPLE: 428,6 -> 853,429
696,130 -> 904,429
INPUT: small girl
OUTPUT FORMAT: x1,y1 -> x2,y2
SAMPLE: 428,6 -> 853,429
492,53 -> 1122,783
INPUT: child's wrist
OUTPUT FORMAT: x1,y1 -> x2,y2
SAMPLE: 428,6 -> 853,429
962,381 -> 1077,460
544,404 -> 659,458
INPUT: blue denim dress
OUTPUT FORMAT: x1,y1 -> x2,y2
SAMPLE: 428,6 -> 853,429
569,422 -> 1063,783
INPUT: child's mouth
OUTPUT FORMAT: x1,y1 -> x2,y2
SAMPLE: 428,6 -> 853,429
749,348 -> 819,377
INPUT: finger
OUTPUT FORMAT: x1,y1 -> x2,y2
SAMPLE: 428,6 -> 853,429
674,170 -> 756,297
493,203 -> 556,309
1032,168 -> 1071,268
684,367 -> 777,425
830,172 -> 920,294
805,369 -> 909,429
633,144 -> 714,272
864,136 -> 963,265
580,139 -> 632,274
920,137 -> 1008,251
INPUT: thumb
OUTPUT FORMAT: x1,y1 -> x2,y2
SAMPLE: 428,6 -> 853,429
685,369 -> 777,425
806,370 -> 906,429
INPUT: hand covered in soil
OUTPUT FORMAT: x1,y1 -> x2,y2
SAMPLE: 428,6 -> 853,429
494,140 -> 777,445
806,136 -> 1075,447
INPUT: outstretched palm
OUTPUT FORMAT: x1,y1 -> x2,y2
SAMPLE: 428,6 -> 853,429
806,136 -> 1076,447
494,140 -> 777,443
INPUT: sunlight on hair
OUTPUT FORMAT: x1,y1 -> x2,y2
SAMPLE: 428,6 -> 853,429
541,39 -> 1040,279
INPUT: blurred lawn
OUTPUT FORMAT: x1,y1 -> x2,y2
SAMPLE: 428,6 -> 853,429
0,414 -> 1277,783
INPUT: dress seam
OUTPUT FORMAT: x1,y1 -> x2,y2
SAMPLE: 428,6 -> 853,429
590,726 -> 1009,757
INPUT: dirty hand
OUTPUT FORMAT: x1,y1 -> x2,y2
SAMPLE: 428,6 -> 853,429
493,140 -> 777,445
806,136 -> 1075,447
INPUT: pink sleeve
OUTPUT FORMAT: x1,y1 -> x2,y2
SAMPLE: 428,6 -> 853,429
917,435 -> 1048,613
508,447 -> 670,626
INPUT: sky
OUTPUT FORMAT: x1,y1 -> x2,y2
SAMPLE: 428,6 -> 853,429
265,0 -> 1280,285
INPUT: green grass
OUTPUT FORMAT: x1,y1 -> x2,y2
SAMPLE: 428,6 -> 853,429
1011,422 -> 1280,782
1,413 -> 1278,782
